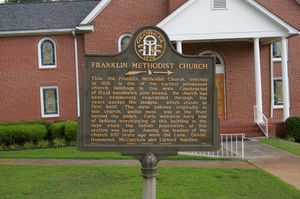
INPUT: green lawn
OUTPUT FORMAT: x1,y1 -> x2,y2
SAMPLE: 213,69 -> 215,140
0,164 -> 299,199
261,138 -> 300,156
0,146 -> 232,161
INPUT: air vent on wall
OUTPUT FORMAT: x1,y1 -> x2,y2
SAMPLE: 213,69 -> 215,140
213,0 -> 226,9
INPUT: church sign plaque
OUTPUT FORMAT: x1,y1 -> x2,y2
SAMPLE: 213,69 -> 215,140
77,26 -> 220,156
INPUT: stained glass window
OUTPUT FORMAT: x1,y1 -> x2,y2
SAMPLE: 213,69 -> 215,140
41,40 -> 55,66
274,79 -> 283,106
118,34 -> 132,52
273,42 -> 281,59
41,86 -> 59,117
38,38 -> 56,68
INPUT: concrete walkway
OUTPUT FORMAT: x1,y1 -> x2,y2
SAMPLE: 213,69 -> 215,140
244,137 -> 300,190
0,137 -> 299,190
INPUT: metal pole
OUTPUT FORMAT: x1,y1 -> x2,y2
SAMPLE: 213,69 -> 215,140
141,153 -> 158,199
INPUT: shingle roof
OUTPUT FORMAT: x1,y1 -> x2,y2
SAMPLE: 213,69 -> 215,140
0,0 -> 100,31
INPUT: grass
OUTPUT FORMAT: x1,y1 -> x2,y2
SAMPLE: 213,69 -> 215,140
0,164 -> 299,198
0,146 -> 232,161
261,138 -> 300,156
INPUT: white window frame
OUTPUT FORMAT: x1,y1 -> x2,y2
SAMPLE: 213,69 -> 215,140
38,37 -> 57,69
118,33 -> 132,52
272,39 -> 289,62
212,0 -> 227,10
40,86 -> 60,118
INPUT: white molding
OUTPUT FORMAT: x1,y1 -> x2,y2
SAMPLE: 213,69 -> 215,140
40,86 -> 60,118
157,0 -> 196,27
164,30 -> 290,42
76,24 -> 94,32
244,0 -> 298,34
80,0 -> 111,24
38,37 -> 57,69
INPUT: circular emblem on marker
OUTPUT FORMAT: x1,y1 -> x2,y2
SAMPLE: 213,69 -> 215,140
134,29 -> 166,62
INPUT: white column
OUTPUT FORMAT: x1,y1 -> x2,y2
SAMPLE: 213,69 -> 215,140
176,40 -> 182,53
254,38 -> 263,121
281,37 -> 290,121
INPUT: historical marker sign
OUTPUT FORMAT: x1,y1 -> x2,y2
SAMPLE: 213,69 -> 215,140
77,26 -> 220,155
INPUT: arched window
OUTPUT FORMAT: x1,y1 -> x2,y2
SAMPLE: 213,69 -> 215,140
38,37 -> 56,68
118,33 -> 132,52
199,50 -> 224,74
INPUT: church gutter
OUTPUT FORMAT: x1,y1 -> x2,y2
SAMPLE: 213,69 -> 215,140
0,28 -> 76,37
73,30 -> 80,117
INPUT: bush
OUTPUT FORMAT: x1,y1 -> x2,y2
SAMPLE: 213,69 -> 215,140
24,141 -> 35,149
53,138 -> 66,148
0,120 -> 52,130
48,122 -> 66,139
0,125 -> 47,145
64,121 -> 77,142
48,121 -> 77,142
285,116 -> 300,143
36,139 -> 50,148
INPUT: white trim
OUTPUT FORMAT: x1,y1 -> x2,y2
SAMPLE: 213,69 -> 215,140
80,0 -> 111,24
40,86 -> 60,118
118,33 -> 132,52
157,0 -> 196,28
244,0 -> 298,34
38,37 -> 57,69
76,24 -> 94,32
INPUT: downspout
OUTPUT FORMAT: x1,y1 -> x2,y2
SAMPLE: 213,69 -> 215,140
72,31 -> 80,117
270,44 -> 274,118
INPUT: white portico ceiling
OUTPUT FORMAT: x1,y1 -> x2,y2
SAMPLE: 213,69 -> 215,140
157,0 -> 298,44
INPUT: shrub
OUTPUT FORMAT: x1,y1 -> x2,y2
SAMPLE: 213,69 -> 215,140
36,139 -> 50,148
48,122 -> 66,139
0,120 -> 52,130
64,121 -> 77,142
48,121 -> 77,141
285,116 -> 300,143
9,142 -> 19,150
0,125 -> 47,145
24,141 -> 35,149
53,138 -> 66,148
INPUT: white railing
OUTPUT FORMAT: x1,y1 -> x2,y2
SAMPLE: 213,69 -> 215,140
254,105 -> 268,138
179,133 -> 245,159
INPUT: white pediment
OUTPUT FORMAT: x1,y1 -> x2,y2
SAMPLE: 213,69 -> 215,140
157,0 -> 298,44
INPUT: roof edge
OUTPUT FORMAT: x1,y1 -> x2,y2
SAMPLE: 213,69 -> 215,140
245,0 -> 299,35
80,0 -> 111,24
157,0 -> 196,28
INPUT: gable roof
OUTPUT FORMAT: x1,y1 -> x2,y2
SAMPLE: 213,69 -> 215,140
0,0 -> 100,36
157,0 -> 298,45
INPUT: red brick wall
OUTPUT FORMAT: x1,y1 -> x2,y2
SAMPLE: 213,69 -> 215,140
182,41 -> 258,120
258,0 -> 300,119
168,0 -> 189,14
0,34 -> 82,122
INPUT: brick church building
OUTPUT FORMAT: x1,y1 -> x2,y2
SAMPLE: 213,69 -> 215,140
1,0 -> 299,129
